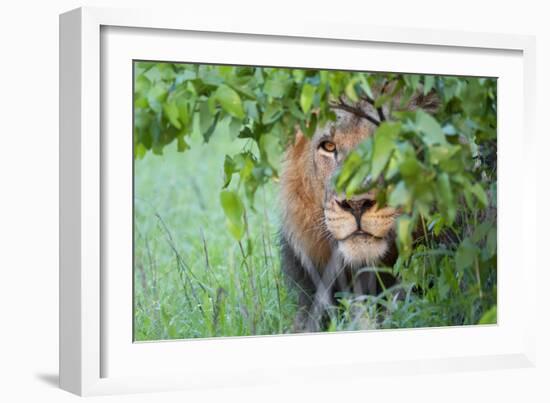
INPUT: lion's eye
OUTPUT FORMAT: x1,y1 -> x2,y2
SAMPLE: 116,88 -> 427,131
320,141 -> 336,153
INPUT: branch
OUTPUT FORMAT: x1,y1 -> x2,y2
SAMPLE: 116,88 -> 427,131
359,94 -> 386,122
330,96 -> 381,127
376,105 -> 386,122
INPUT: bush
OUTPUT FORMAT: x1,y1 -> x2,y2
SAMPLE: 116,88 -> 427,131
134,62 -> 497,338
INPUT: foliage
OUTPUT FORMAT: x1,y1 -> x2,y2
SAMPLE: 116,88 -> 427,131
134,131 -> 296,340
134,62 -> 389,201
333,75 -> 497,326
134,61 -> 497,337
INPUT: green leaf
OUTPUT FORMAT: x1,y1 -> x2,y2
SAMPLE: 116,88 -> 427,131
371,122 -> 400,178
200,101 -> 214,136
134,97 -> 148,109
135,74 -> 151,93
262,103 -> 283,125
336,151 -> 363,191
220,190 -> 245,241
202,111 -> 219,143
423,75 -> 435,95
304,113 -> 317,138
436,173 -> 456,223
486,227 -> 497,258
292,69 -> 305,83
144,66 -> 162,83
396,215 -> 413,258
398,156 -> 422,178
288,100 -> 305,120
404,74 -> 421,91
147,82 -> 168,114
215,84 -> 245,119
388,181 -> 411,209
176,99 -> 190,126
300,83 -> 315,114
428,214 -> 445,237
163,101 -> 181,129
344,78 -> 359,102
429,144 -> 460,165
150,120 -> 163,155
359,74 -> 374,99
345,163 -> 371,196
223,155 -> 236,188
218,65 -> 234,79
416,110 -> 447,146
470,183 -> 488,208
176,134 -> 189,152
374,94 -> 392,109
472,221 -> 491,243
227,117 -> 242,140
264,77 -> 288,98
243,100 -> 258,120
220,190 -> 244,224
135,143 -> 147,159
226,220 -> 245,242
455,238 -> 477,271
478,306 -> 497,325
259,134 -> 281,170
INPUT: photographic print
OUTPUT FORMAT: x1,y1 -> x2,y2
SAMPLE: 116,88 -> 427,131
133,62 -> 497,340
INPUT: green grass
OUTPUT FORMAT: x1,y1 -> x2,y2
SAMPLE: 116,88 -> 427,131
134,124 -> 297,341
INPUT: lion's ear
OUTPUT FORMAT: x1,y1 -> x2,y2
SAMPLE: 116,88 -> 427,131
408,89 -> 440,114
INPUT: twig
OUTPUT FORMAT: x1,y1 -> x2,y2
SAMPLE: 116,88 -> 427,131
359,94 -> 386,122
330,96 -> 381,127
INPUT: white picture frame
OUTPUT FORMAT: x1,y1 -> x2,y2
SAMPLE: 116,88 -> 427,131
59,6 -> 537,396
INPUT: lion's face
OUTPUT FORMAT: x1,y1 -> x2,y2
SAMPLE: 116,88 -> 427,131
281,93 -> 438,296
309,119 -> 398,267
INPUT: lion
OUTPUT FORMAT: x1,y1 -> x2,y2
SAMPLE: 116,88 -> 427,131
279,89 -> 438,332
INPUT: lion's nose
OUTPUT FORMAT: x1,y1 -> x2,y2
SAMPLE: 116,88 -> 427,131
335,196 -> 376,222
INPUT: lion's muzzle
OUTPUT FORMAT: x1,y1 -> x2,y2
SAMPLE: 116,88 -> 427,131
324,192 -> 397,266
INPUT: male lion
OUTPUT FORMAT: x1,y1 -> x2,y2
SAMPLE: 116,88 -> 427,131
279,91 -> 438,332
